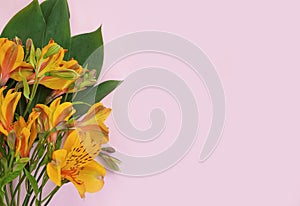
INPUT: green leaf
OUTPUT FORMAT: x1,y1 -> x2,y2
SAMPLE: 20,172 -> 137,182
17,158 -> 30,164
73,80 -> 122,116
92,80 -> 122,102
24,169 -> 39,197
75,80 -> 122,103
1,0 -> 46,48
13,157 -> 29,172
13,163 -> 26,172
29,42 -> 37,67
41,0 -> 71,49
68,27 -> 103,76
19,70 -> 30,100
0,171 -> 21,188
40,0 -> 58,23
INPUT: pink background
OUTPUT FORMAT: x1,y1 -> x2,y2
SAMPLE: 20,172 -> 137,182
1,0 -> 300,205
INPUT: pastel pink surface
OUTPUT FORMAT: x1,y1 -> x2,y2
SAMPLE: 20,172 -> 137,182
1,0 -> 300,205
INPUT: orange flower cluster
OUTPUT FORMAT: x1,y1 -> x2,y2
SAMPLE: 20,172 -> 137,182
0,38 -> 112,198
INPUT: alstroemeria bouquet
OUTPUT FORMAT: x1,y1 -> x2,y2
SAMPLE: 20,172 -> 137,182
0,0 -> 121,205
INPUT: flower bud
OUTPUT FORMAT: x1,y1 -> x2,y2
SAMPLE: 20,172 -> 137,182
26,38 -> 33,52
45,69 -> 79,80
7,131 -> 16,150
43,44 -> 61,59
13,37 -> 23,45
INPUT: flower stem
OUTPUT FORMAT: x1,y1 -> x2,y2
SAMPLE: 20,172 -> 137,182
9,182 -> 16,206
29,174 -> 48,206
42,186 -> 60,206
11,174 -> 26,204
16,179 -> 21,206
23,75 -> 40,117
4,186 -> 10,206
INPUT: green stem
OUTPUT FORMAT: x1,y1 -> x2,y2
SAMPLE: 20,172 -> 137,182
23,159 -> 47,206
0,191 -> 5,206
9,182 -> 16,206
64,91 -> 69,102
30,132 -> 50,167
23,76 -> 40,116
36,166 -> 47,185
22,179 -> 32,206
25,147 -> 48,205
4,186 -> 10,206
42,186 -> 60,206
13,174 -> 26,206
29,174 -> 48,206
16,180 -> 21,206
8,152 -> 15,169
33,155 -> 47,178
30,141 -> 45,168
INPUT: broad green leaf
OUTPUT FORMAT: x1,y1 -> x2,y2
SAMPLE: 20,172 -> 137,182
24,169 -> 39,197
73,80 -> 122,116
93,80 -> 122,102
41,0 -> 71,49
68,27 -> 103,76
1,0 -> 46,48
40,0 -> 58,23
75,80 -> 122,103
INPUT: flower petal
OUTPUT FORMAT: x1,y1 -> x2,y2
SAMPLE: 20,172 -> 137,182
0,39 -> 24,85
52,102 -> 74,127
47,163 -> 62,187
10,62 -> 34,82
47,149 -> 67,186
80,103 -> 111,126
39,76 -> 74,90
4,90 -> 21,125
73,160 -> 106,198
52,149 -> 67,168
63,131 -> 80,153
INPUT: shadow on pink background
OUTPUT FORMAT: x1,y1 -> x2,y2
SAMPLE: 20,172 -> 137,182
1,0 -> 300,205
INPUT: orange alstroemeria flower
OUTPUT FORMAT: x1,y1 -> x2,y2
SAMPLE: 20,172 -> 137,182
47,130 -> 106,198
75,102 -> 111,145
34,97 -> 75,142
11,40 -> 83,91
14,111 -> 39,157
0,87 -> 21,136
39,59 -> 83,90
0,38 -> 26,86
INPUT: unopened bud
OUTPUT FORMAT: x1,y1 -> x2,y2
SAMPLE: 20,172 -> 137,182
43,44 -> 61,59
13,37 -> 23,46
7,131 -> 16,150
35,48 -> 42,61
101,147 -> 116,153
45,69 -> 80,80
26,39 -> 33,53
